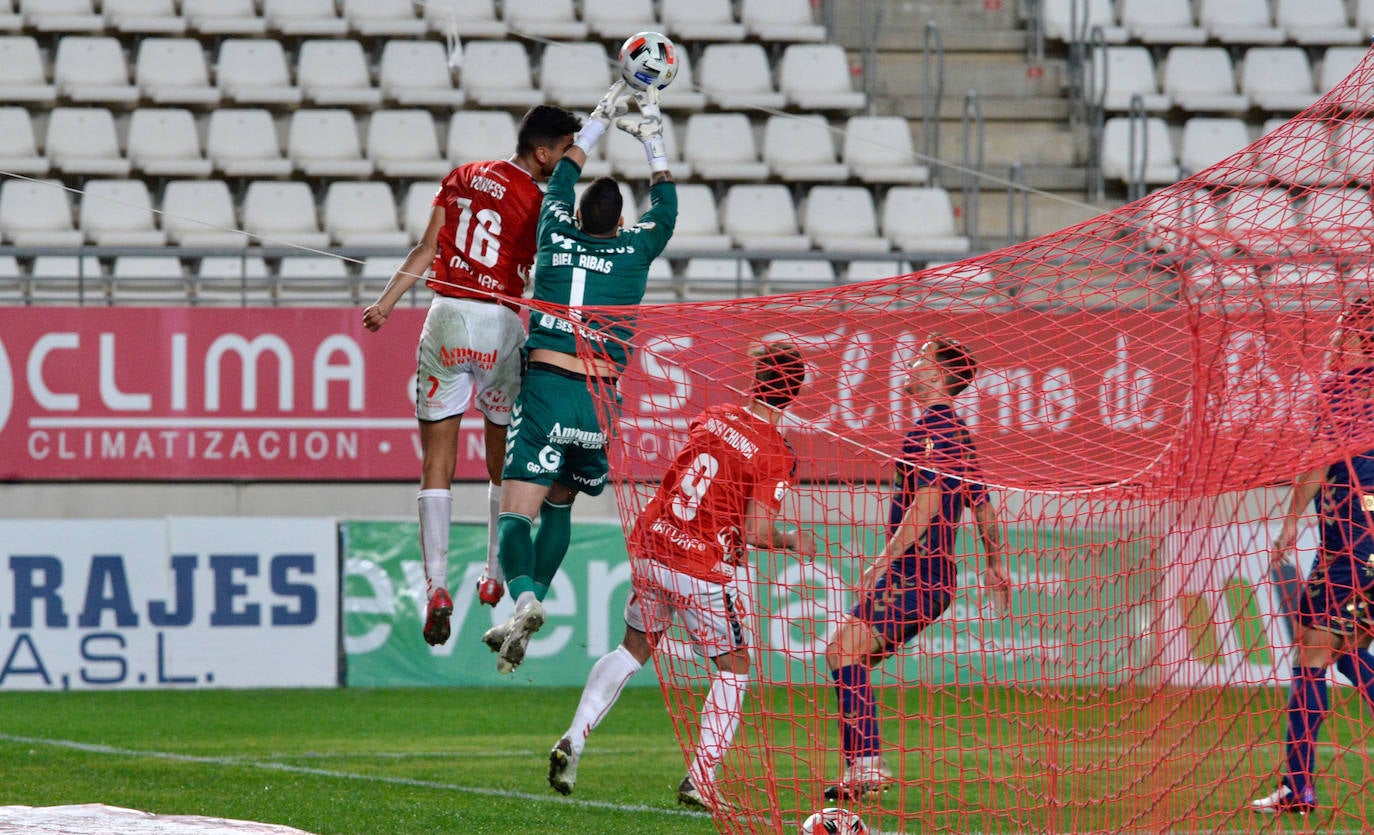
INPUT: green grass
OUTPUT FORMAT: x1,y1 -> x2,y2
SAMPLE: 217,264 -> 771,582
1,685 -> 1373,834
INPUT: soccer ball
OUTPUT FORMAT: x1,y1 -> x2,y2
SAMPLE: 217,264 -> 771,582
800,807 -> 869,834
618,31 -> 678,92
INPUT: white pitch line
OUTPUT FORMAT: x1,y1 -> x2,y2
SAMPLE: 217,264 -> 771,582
0,734 -> 709,820
248,746 -> 688,762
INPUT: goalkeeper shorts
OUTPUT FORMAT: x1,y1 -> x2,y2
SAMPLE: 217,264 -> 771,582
501,364 -> 619,496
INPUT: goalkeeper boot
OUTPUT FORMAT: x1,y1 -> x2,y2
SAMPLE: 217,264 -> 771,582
476,571 -> 504,607
824,755 -> 893,802
548,736 -> 579,796
1250,783 -> 1316,815
481,620 -> 509,655
496,595 -> 546,673
421,588 -> 453,647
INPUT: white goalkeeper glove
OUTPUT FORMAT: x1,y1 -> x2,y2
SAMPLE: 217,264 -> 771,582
572,80 -> 631,155
614,88 -> 668,172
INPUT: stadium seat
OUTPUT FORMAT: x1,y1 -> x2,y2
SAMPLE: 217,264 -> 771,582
741,0 -> 825,41
881,187 -> 971,255
297,40 -> 382,107
575,135 -> 613,180
0,255 -> 25,305
136,38 -> 220,105
1118,0 -> 1206,43
0,36 -> 56,104
842,116 -> 929,184
53,36 -> 140,104
1041,0 -> 1127,43
640,258 -> 680,304
682,113 -> 769,181
1301,187 -> 1374,248
20,0 -> 102,32
207,109 -> 292,178
843,259 -> 913,282
1220,186 -> 1302,251
322,182 -> 408,247
104,0 -> 185,34
287,110 -> 373,178
127,108 -> 213,177
423,0 -> 506,38
657,184 -> 730,251
0,179 -> 83,245
1275,0 -> 1359,45
802,186 -> 889,253
216,39 -> 302,105
242,181 -> 330,248
504,0 -> 588,39
368,110 -> 450,179
448,110 -> 517,165
697,44 -> 787,109
46,108 -> 131,176
1178,117 -> 1250,176
661,0 -> 745,41
1162,47 -> 1248,112
161,180 -> 248,247
583,0 -> 656,39
79,179 -> 165,246
109,255 -> 189,306
1253,117 -> 1341,186
681,257 -> 757,299
1358,0 -> 1374,39
540,42 -> 613,109
1241,47 -> 1319,114
342,0 -> 425,37
378,40 -> 462,107
762,115 -> 848,181
0,0 -> 20,31
778,44 -> 866,111
29,255 -> 105,305
720,184 -> 810,250
0,107 -> 49,175
195,254 -> 272,306
1092,46 -> 1170,112
403,182 -> 438,242
654,49 -> 707,111
607,112 -> 691,179
276,256 -> 356,306
1333,119 -> 1374,182
263,0 -> 347,36
1198,0 -> 1285,44
460,41 -> 543,108
764,258 -> 836,293
183,0 -> 266,35
1320,46 -> 1366,94
1101,116 -> 1178,185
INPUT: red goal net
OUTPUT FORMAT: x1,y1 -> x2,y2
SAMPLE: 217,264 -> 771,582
563,48 -> 1374,834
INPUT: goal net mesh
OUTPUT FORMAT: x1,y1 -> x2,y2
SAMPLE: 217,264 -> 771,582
563,49 -> 1374,834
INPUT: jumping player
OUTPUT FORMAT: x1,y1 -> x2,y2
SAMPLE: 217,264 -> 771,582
546,343 -> 814,811
822,336 -> 1010,802
363,105 -> 580,646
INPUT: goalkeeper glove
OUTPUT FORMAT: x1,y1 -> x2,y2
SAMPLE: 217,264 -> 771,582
572,80 -> 630,155
614,89 -> 668,172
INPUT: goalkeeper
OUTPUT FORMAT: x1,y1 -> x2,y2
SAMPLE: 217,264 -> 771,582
483,81 -> 678,675
821,336 -> 1010,802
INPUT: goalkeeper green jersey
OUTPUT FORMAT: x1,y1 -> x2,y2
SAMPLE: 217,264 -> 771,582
526,157 -> 677,374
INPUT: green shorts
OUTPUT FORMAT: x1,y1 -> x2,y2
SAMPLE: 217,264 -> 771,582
501,364 -> 621,496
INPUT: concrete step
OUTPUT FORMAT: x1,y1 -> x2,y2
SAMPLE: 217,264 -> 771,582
870,51 -> 1066,102
959,189 -> 1124,247
830,0 -> 1023,50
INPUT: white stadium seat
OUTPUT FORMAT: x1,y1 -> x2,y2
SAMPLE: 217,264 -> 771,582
242,181 -> 330,249
1359,0 -> 1374,39
206,109 -> 293,178
762,115 -> 848,181
1162,47 -> 1249,112
661,0 -> 744,41
195,254 -> 272,305
1100,116 -> 1179,184
1241,47 -> 1318,113
79,179 -> 166,246
368,110 -> 450,179
0,107 -> 49,175
683,113 -> 770,181
658,183 -> 730,252
802,186 -> 889,253
764,259 -> 836,293
110,255 -> 188,306
1041,0 -> 1127,43
29,255 -> 105,304
104,0 -> 185,34
127,108 -> 213,177
0,178 -> 83,245
46,108 -> 131,176
263,0 -> 347,36
20,0 -> 102,32
323,182 -> 408,247
277,256 -> 356,307
1119,0 -> 1205,43
583,0 -> 656,39
778,44 -> 866,111
0,36 -> 56,104
448,110 -> 517,165
697,44 -> 787,110
654,48 -> 707,112
183,0 -> 266,35
607,112 -> 691,179
1302,187 -> 1373,248
0,0 -> 20,31
1275,0 -> 1359,46
162,180 -> 247,247
720,184 -> 810,250
882,187 -> 971,254
297,40 -> 382,107
217,39 -> 302,105
404,182 -> 438,242
742,0 -> 825,41
136,38 -> 220,105
540,43 -> 614,109
1250,117 -> 1340,186
423,0 -> 506,38
1198,0 -> 1285,44
1320,46 -> 1367,94
504,0 -> 588,39
378,40 -> 462,107
287,109 -> 373,178
1332,119 -> 1374,182
1178,117 -> 1250,176
342,0 -> 424,37
842,116 -> 928,184
1093,46 -> 1170,112
843,259 -> 913,282
460,41 -> 543,108
1221,186 -> 1301,251
681,257 -> 756,299
54,36 -> 140,104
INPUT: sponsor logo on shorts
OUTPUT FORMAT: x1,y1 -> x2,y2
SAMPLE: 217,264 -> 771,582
439,345 -> 497,370
569,470 -> 606,488
547,422 -> 605,449
536,445 -> 563,471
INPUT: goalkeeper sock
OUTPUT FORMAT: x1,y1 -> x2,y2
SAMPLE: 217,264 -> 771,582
1335,648 -> 1374,713
417,489 -> 451,595
833,664 -> 880,763
567,645 -> 642,756
484,483 -> 504,583
690,670 -> 749,784
532,500 -> 573,601
1282,665 -> 1329,796
497,513 -> 536,601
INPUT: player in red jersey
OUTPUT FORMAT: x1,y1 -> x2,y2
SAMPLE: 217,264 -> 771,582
546,343 -> 815,811
363,105 -> 581,646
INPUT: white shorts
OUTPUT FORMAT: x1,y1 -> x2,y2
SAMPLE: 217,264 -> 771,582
415,296 -> 525,426
624,560 -> 749,659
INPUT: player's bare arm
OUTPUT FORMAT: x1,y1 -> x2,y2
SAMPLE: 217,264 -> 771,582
743,499 -> 814,557
1271,464 -> 1326,567
363,206 -> 443,332
973,500 -> 1011,609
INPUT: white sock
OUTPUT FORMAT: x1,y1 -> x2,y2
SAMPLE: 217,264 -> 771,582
485,483 -> 504,582
417,488 -> 452,595
566,646 -> 642,756
690,670 -> 749,785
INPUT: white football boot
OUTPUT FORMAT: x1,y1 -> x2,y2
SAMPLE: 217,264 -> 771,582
824,755 -> 893,802
548,737 -> 579,796
495,595 -> 546,673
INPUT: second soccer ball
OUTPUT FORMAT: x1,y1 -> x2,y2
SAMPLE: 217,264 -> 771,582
618,31 -> 678,92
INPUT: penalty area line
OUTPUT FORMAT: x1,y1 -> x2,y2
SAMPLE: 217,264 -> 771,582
0,733 -> 709,820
